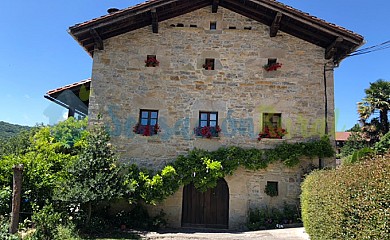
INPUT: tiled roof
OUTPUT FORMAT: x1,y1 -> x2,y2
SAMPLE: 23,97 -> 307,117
70,0 -> 362,39
335,132 -> 352,141
46,79 -> 91,96
68,0 -> 364,61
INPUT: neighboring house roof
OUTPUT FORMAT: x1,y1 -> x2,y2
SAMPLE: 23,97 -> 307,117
44,79 -> 91,116
68,0 -> 364,63
335,132 -> 352,141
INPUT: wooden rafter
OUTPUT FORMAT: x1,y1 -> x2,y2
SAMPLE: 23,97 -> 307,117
325,37 -> 343,60
151,8 -> 158,33
270,12 -> 282,37
212,0 -> 220,13
89,28 -> 104,50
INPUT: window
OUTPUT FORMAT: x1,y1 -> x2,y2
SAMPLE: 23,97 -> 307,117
258,113 -> 286,139
200,111 -> 218,127
210,21 -> 217,30
134,109 -> 159,136
228,26 -> 236,29
195,111 -> 221,138
190,24 -> 197,28
177,23 -> 184,27
145,55 -> 159,67
244,26 -> 252,30
265,181 -> 278,197
203,58 -> 215,70
263,113 -> 281,129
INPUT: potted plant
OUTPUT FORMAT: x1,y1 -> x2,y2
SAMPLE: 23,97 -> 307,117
263,62 -> 282,71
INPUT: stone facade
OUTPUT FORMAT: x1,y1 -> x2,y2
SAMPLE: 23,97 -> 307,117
89,6 -> 335,229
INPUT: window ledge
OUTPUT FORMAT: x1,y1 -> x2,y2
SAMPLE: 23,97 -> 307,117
195,136 -> 221,140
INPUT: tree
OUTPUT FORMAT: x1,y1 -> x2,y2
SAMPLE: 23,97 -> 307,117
357,79 -> 390,141
56,123 -> 123,225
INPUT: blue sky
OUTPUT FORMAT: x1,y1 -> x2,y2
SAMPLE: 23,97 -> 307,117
0,0 -> 389,131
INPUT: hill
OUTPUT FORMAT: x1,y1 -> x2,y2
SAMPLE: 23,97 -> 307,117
0,121 -> 31,139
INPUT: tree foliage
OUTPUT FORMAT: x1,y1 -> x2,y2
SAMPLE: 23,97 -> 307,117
0,121 -> 31,139
358,79 -> 390,142
55,123 -> 123,224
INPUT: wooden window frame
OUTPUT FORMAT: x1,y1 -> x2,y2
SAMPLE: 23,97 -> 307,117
134,109 -> 159,136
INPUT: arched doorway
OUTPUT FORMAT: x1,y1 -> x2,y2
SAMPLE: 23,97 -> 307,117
181,178 -> 229,229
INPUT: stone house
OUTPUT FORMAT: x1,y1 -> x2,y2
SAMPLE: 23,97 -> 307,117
65,0 -> 363,230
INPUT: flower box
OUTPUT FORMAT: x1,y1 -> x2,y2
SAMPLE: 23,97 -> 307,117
258,126 -> 287,140
133,123 -> 160,136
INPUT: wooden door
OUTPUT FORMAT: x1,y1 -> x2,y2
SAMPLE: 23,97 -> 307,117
182,178 -> 229,229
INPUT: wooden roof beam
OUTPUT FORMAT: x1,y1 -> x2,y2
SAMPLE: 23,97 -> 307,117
90,28 -> 104,50
151,9 -> 158,33
325,36 -> 343,59
270,12 -> 282,37
212,0 -> 220,13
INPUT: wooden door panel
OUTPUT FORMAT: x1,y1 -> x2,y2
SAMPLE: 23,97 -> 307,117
182,179 -> 229,229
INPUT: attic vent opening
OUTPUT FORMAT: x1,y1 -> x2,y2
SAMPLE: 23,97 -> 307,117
244,26 -> 252,30
190,24 -> 198,28
210,22 -> 217,30
229,26 -> 236,29
177,23 -> 184,27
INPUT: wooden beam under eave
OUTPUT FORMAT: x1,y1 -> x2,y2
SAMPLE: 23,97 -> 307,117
151,9 -> 158,33
89,29 -> 104,50
270,12 -> 282,37
325,36 -> 343,60
212,0 -> 220,13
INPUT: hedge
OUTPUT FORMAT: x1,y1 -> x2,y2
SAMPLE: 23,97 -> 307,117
301,153 -> 390,240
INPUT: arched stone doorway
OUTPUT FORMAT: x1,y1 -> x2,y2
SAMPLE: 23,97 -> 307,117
181,178 -> 229,229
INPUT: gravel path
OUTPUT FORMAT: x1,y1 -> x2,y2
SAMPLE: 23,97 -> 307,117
142,227 -> 310,240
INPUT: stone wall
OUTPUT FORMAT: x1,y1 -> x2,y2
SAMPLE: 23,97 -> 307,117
88,6 -> 335,229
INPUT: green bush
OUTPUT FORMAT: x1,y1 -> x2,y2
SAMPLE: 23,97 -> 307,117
30,203 -> 63,240
301,154 -> 390,240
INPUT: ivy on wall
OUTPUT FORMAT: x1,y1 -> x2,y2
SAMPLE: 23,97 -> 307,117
124,136 -> 334,204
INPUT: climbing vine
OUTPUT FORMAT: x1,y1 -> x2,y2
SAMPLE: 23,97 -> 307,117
124,136 -> 334,204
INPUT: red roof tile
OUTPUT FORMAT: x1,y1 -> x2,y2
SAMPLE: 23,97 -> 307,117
46,79 -> 91,96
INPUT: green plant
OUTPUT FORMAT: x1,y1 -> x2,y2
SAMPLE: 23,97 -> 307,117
54,224 -> 81,240
56,123 -> 123,226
